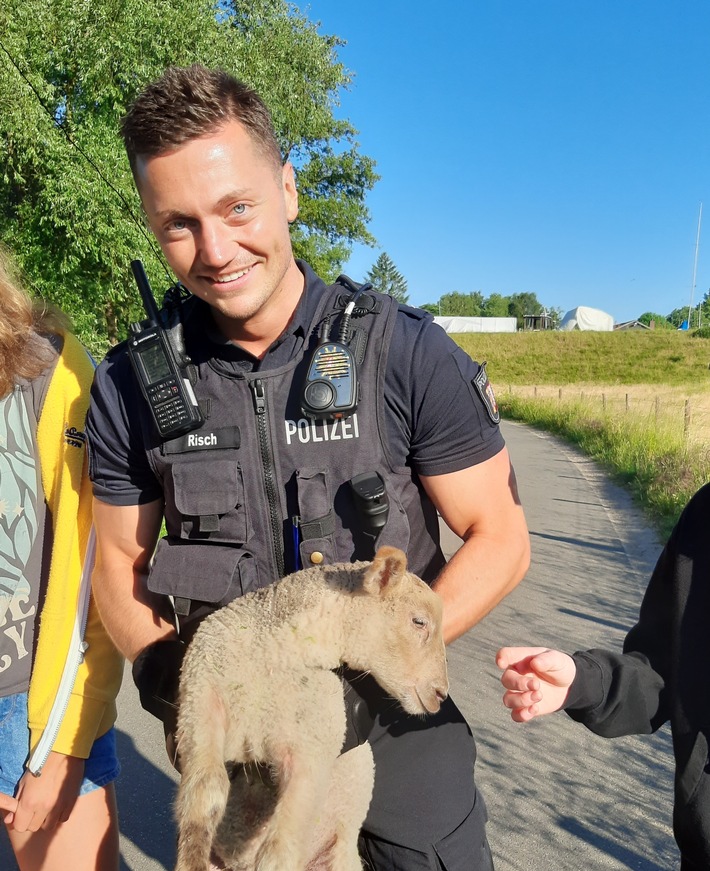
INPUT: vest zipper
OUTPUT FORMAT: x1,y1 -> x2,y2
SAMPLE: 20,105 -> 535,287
250,379 -> 285,577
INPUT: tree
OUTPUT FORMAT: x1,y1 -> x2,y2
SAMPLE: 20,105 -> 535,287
667,306 -> 691,329
547,307 -> 564,329
365,252 -> 408,303
638,312 -> 674,329
438,291 -> 483,316
419,289 -> 561,324
480,293 -> 509,318
507,292 -> 543,330
0,0 -> 377,351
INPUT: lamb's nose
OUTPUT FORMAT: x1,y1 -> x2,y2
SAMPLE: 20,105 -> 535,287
435,683 -> 449,703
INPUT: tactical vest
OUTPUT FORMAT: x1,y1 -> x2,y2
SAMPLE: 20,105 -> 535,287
146,278 -> 446,629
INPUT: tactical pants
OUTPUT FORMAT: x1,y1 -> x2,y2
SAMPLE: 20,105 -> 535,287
358,788 -> 494,871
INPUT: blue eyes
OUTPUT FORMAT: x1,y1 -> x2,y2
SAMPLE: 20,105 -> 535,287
165,203 -> 247,234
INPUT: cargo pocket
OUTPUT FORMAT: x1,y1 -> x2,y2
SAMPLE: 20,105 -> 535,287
171,459 -> 248,543
678,731 -> 708,805
433,789 -> 493,871
147,539 -> 260,606
296,469 -> 337,567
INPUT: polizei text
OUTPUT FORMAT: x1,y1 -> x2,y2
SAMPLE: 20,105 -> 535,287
284,415 -> 360,445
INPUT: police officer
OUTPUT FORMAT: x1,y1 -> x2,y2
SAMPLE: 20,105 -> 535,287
86,65 -> 530,871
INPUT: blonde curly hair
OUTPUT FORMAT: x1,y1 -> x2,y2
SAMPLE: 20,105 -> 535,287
0,245 -> 71,398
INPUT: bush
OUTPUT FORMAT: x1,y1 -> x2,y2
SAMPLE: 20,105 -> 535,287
691,326 -> 710,339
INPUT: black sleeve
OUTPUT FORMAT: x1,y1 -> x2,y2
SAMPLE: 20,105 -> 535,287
564,648 -> 667,737
563,497 -> 694,737
86,347 -> 163,505
384,309 -> 505,476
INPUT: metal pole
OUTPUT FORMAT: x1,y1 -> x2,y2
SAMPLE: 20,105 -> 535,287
687,203 -> 703,329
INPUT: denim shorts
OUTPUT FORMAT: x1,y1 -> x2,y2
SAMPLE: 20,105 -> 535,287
0,691 -> 120,797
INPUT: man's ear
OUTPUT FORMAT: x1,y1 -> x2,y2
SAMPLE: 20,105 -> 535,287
281,161 -> 299,223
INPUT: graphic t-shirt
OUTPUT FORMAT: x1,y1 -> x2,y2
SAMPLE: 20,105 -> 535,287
0,339 -> 58,696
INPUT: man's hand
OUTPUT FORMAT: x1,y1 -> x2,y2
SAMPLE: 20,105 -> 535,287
133,639 -> 187,770
10,752 -> 85,832
132,638 -> 186,726
496,647 -> 577,723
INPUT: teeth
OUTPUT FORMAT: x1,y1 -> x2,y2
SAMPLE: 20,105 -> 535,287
215,267 -> 251,283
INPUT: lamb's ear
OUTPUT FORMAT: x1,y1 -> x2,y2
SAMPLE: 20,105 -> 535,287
362,547 -> 407,596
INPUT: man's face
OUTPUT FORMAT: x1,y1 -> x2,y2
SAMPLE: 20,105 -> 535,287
135,120 -> 302,335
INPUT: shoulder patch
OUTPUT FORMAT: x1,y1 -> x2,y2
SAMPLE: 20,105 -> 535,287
472,362 -> 500,424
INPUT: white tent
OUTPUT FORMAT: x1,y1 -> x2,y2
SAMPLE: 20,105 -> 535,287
559,306 -> 614,332
433,316 -> 517,333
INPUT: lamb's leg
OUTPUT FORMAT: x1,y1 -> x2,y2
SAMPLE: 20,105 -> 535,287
212,763 -> 279,869
309,744 -> 374,871
254,747 -> 335,871
175,681 -> 230,871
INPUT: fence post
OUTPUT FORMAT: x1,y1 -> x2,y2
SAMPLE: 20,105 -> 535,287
684,399 -> 691,439
625,393 -> 630,413
558,387 -> 562,401
534,386 -> 538,398
602,393 -> 606,411
655,396 -> 660,422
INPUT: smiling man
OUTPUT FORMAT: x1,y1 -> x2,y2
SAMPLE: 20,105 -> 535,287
135,116 -> 302,349
86,66 -> 529,871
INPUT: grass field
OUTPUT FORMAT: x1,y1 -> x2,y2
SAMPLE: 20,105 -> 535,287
454,328 -> 710,387
450,329 -> 710,536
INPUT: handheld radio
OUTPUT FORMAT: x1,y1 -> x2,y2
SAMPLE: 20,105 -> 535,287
300,279 -> 372,420
127,260 -> 205,439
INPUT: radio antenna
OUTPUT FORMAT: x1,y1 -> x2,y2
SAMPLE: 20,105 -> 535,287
131,260 -> 162,325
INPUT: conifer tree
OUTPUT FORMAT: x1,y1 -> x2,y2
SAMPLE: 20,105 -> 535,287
366,252 -> 409,303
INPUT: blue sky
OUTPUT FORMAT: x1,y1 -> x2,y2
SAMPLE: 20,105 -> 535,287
299,1 -> 710,324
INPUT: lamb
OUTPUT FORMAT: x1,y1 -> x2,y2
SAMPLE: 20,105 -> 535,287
173,545 -> 449,871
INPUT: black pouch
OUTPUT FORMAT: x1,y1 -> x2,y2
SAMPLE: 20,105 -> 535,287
148,538 -> 261,606
169,458 -> 248,543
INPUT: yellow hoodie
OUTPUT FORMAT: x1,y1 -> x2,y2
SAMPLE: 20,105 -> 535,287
27,331 -> 123,764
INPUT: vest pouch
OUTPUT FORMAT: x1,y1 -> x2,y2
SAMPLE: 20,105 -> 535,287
170,459 -> 248,543
148,538 -> 260,606
296,469 -> 337,566
372,477 -> 411,554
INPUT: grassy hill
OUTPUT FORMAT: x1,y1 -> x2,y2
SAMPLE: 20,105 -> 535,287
453,329 -> 710,387
448,328 -> 710,536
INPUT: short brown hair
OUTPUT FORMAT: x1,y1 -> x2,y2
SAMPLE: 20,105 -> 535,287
121,65 -> 283,174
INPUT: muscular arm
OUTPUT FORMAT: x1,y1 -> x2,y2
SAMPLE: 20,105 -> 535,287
422,447 -> 530,644
91,498 -> 176,662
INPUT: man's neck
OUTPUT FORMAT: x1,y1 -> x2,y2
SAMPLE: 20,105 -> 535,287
211,264 -> 305,359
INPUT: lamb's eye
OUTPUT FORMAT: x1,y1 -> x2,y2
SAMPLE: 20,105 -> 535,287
412,616 -> 427,628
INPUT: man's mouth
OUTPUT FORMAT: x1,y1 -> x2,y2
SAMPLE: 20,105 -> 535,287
211,266 -> 253,284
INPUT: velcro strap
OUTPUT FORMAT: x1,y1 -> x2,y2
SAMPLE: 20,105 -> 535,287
349,327 -> 368,366
198,514 -> 220,533
299,511 -> 336,540
173,596 -> 191,616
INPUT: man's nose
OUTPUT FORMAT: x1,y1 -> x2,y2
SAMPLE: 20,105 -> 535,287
198,222 -> 237,268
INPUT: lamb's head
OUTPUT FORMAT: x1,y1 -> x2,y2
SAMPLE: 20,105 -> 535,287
353,546 -> 449,716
